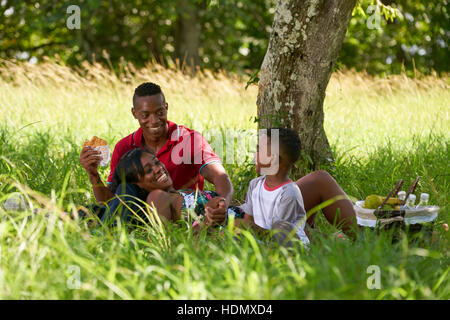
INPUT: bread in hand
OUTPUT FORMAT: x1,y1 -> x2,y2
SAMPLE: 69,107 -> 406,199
83,136 -> 108,147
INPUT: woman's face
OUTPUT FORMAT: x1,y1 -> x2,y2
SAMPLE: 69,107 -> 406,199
136,153 -> 173,192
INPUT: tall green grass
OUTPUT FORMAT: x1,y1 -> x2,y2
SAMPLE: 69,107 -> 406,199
0,59 -> 448,299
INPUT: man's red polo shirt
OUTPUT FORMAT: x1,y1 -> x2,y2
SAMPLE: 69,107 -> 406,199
107,121 -> 221,190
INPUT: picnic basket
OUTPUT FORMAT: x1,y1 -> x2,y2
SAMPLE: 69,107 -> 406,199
354,178 -> 440,240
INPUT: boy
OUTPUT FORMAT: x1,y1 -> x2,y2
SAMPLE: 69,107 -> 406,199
234,127 -> 310,247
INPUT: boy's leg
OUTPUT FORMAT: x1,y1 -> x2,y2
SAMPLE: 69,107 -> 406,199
295,170 -> 357,235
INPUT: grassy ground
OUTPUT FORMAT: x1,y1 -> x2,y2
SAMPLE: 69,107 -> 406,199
0,59 -> 449,299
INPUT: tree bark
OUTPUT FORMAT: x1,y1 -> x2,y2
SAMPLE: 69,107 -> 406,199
175,1 -> 201,70
257,0 -> 356,173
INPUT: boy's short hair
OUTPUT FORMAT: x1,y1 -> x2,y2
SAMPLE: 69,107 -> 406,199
266,127 -> 301,164
133,82 -> 162,107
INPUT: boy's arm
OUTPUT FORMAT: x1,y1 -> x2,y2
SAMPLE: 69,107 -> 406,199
232,178 -> 271,235
234,213 -> 254,228
234,214 -> 270,237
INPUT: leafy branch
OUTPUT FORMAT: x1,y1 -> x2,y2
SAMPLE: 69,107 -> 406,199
353,0 -> 403,21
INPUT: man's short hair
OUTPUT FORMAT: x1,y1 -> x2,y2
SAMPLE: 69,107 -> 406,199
133,82 -> 162,107
266,127 -> 302,164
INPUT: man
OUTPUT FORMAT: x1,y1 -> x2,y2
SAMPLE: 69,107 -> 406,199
79,82 -> 232,225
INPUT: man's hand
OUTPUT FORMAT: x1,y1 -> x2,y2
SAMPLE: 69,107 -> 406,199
80,146 -> 113,204
206,196 -> 225,210
80,147 -> 102,177
200,163 -> 233,208
205,196 -> 227,226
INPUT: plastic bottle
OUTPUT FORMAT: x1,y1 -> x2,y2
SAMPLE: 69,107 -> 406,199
397,191 -> 406,202
415,193 -> 429,208
405,194 -> 416,209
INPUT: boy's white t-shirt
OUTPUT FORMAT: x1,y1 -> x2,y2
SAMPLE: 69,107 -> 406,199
239,175 -> 310,245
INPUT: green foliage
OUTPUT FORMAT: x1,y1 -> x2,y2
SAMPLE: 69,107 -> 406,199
0,1 -> 447,75
0,0 -> 275,72
354,0 -> 403,22
344,0 -> 449,76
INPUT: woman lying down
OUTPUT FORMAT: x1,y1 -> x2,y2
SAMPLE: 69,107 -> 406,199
96,148 -> 245,231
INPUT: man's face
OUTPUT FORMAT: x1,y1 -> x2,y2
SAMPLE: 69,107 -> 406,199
136,153 -> 173,192
132,94 -> 168,139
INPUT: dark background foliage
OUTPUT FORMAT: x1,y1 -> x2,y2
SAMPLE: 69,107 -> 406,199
1,0 -> 448,76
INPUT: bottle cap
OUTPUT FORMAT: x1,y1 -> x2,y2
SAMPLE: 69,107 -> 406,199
397,191 -> 406,198
420,193 -> 429,201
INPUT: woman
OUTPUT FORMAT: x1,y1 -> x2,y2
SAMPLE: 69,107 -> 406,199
102,148 -> 244,228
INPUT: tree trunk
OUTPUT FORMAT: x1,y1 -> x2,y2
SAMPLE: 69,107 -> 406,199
143,22 -> 164,65
175,1 -> 201,70
257,0 -> 356,173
